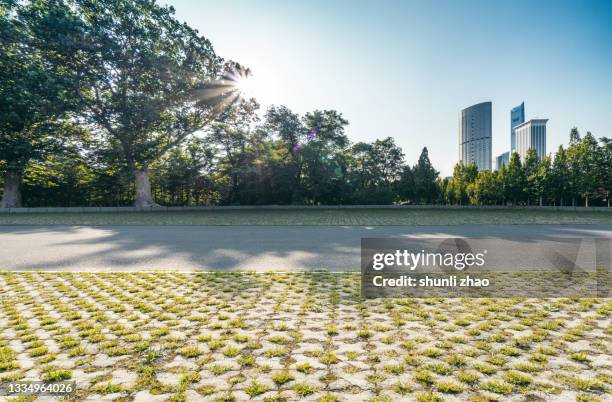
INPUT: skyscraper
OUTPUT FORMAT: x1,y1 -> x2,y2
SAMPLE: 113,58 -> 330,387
514,119 -> 547,160
496,152 -> 509,170
510,102 -> 525,153
459,102 -> 492,170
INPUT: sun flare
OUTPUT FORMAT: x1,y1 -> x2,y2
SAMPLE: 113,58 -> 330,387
235,72 -> 262,100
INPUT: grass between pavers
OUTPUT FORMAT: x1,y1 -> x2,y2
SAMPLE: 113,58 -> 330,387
0,208 -> 611,225
0,272 -> 609,402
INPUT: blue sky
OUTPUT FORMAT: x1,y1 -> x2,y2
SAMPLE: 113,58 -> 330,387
165,0 -> 612,175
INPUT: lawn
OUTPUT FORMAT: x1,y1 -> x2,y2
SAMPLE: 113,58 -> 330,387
0,207 -> 611,225
0,272 -> 609,401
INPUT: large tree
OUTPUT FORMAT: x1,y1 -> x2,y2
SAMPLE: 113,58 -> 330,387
370,137 -> 404,188
348,137 -> 404,204
58,0 -> 231,206
263,105 -> 305,203
208,99 -> 260,203
0,0 -> 79,207
300,110 -> 350,204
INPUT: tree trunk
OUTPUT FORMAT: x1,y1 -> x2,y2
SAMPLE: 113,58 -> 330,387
539,196 -> 543,207
133,167 -> 158,207
585,194 -> 589,208
0,171 -> 23,208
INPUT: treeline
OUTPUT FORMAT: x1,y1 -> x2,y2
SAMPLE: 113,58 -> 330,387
10,102 -> 443,207
442,130 -> 611,207
10,117 -> 611,207
1,0 -> 610,208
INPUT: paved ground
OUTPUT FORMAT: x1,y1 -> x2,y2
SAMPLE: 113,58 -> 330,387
0,225 -> 610,271
0,272 -> 609,401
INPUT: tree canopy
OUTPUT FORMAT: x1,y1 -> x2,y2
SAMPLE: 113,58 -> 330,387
0,1 -> 610,208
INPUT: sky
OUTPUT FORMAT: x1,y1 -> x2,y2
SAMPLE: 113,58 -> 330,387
165,0 -> 612,176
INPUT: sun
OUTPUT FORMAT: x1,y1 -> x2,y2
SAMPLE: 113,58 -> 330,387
223,63 -> 276,105
235,73 -> 260,100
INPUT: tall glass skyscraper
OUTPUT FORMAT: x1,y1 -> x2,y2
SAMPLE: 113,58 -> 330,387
459,102 -> 492,170
510,102 -> 525,153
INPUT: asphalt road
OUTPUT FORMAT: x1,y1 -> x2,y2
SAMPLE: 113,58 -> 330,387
0,225 -> 610,271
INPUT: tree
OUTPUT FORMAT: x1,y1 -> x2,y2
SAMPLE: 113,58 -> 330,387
370,137 -> 404,188
347,137 -> 404,204
0,0 -> 80,207
496,164 -> 508,205
57,0 -> 230,206
569,127 -> 580,144
505,152 -> 525,205
412,147 -> 439,204
436,177 -> 449,204
348,142 -> 375,190
468,170 -> 500,205
534,155 -> 552,206
264,105 -> 305,203
551,146 -> 571,206
567,132 -> 600,207
208,99 -> 260,203
397,166 -> 415,203
151,137 -> 217,206
448,162 -> 477,205
598,137 -> 612,207
523,148 -> 539,205
300,110 -> 350,204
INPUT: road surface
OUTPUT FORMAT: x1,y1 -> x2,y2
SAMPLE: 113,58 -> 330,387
0,225 -> 610,271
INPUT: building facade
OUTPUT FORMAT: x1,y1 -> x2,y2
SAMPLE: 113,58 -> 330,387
459,101 -> 492,170
514,119 -> 547,160
510,102 -> 525,153
496,151 -> 510,170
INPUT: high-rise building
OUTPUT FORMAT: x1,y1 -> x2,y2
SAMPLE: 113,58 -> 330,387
496,152 -> 509,170
514,119 -> 547,160
510,102 -> 525,153
459,102 -> 492,170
